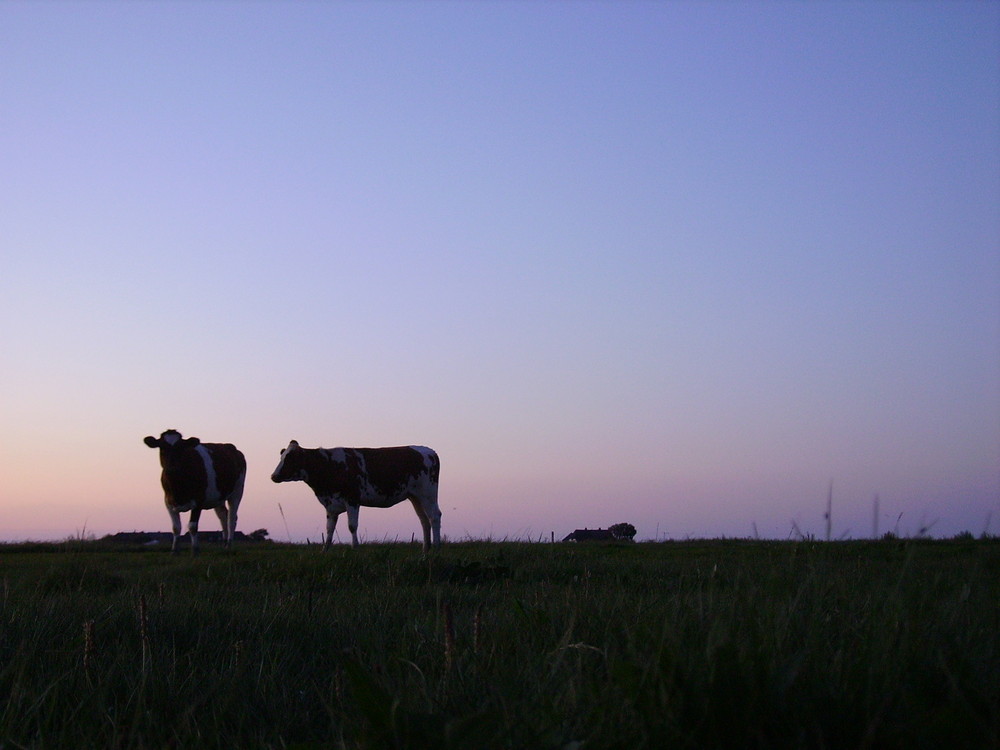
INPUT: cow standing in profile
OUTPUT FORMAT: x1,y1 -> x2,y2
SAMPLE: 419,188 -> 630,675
143,429 -> 246,554
271,441 -> 441,552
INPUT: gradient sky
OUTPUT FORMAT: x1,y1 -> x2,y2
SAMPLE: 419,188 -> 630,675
2,1 -> 998,544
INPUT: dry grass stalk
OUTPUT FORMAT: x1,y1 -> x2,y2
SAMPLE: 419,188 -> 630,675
82,620 -> 96,675
473,604 -> 483,655
138,594 -> 149,643
443,601 -> 455,672
334,665 -> 344,703
138,593 -> 150,673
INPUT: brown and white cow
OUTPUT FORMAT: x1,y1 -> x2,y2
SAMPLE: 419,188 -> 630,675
143,429 -> 246,554
271,441 -> 441,551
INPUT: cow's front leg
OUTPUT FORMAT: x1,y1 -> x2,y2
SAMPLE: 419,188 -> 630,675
188,508 -> 203,555
346,504 -> 361,548
168,509 -> 182,554
323,507 -> 340,552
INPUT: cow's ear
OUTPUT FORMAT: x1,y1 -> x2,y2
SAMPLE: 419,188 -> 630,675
185,437 -> 201,447
143,436 -> 160,448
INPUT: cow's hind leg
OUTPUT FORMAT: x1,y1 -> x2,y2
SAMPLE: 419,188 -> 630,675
227,499 -> 239,547
416,491 -> 442,549
214,505 -> 231,548
225,470 -> 245,548
429,503 -> 442,549
409,497 -> 433,552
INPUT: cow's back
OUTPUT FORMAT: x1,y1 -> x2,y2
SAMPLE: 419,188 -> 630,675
352,446 -> 438,503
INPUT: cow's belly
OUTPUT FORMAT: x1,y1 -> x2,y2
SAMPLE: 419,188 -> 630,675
167,495 -> 223,513
319,491 -> 410,511
318,495 -> 348,513
358,487 -> 414,508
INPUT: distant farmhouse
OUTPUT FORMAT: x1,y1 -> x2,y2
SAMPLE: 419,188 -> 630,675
562,528 -> 615,542
103,529 -> 270,545
563,523 -> 637,543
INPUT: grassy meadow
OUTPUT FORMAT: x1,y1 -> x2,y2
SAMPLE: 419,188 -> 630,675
0,538 -> 997,749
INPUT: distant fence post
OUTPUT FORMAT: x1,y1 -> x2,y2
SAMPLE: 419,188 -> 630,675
825,480 -> 833,542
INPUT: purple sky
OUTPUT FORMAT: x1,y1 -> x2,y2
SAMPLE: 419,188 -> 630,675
2,2 -> 998,543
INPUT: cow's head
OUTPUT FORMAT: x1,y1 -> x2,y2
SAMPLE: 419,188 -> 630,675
144,430 -> 200,465
271,440 -> 306,483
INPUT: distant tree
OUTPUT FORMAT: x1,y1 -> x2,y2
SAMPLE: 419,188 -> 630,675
249,529 -> 270,542
609,522 -> 636,541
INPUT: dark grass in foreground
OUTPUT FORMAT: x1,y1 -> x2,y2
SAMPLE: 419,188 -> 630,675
0,540 -> 997,749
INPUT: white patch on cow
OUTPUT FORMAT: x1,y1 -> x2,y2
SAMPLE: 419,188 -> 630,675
272,442 -> 311,482
322,447 -> 345,464
415,446 -> 437,471
320,495 -> 348,513
271,446 -> 292,482
195,444 -> 221,504
357,475 -> 378,502
162,430 -> 182,446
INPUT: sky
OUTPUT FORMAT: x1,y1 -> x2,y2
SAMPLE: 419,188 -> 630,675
1,1 -> 998,544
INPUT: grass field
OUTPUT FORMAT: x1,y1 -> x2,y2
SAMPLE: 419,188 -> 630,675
0,538 -> 997,749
